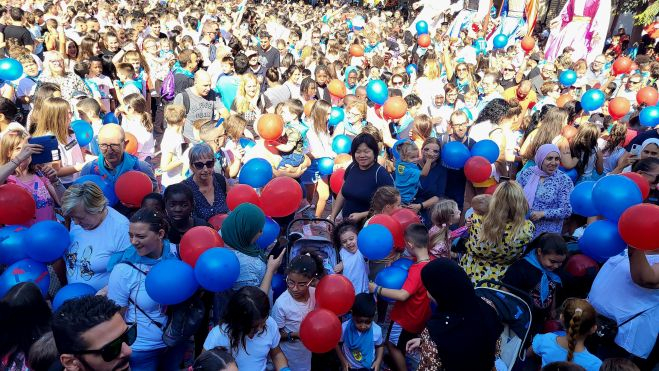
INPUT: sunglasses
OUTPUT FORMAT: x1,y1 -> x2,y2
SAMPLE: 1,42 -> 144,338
193,160 -> 215,170
75,324 -> 136,362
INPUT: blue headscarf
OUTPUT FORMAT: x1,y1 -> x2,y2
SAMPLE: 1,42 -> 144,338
523,250 -> 562,302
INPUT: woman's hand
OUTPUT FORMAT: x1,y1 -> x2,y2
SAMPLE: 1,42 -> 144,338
530,211 -> 545,221
266,248 -> 287,273
37,164 -> 59,183
13,143 -> 43,163
406,338 -> 421,353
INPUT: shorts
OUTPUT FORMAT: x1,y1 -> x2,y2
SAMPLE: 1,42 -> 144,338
278,153 -> 304,168
300,159 -> 320,185
387,321 -> 417,354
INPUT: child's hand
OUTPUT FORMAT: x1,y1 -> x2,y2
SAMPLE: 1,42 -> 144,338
405,338 -> 421,353
333,262 -> 344,273
368,281 -> 376,293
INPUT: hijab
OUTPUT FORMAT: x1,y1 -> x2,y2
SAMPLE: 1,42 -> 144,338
522,143 -> 560,209
640,138 -> 659,156
220,203 -> 266,261
421,259 -> 503,371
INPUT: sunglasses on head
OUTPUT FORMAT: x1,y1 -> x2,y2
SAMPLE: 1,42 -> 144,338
75,324 -> 136,362
193,160 -> 215,170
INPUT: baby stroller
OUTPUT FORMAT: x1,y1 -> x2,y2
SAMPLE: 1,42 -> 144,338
284,218 -> 338,276
475,280 -> 533,371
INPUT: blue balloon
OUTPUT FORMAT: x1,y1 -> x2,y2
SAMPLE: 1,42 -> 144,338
592,175 -> 642,221
639,106 -> 659,127
580,89 -> 606,112
492,34 -> 509,49
27,221 -> 70,263
102,112 -> 119,124
239,158 -> 273,188
272,273 -> 286,301
346,20 -> 353,30
559,166 -> 578,184
0,259 -> 50,297
375,267 -> 408,302
416,20 -> 429,35
578,220 -> 626,262
357,224 -> 393,260
406,64 -> 417,75
145,260 -> 198,305
52,283 -> 96,310
441,141 -> 471,169
74,175 -> 118,206
329,107 -> 345,126
0,58 -> 24,81
70,120 -> 94,147
318,157 -> 335,176
471,139 -> 500,163
366,80 -> 388,105
0,225 -> 28,265
239,138 -> 256,149
390,258 -> 413,271
194,248 -> 240,292
559,70 -> 578,86
569,181 -> 598,217
332,135 -> 352,154
256,217 -> 280,249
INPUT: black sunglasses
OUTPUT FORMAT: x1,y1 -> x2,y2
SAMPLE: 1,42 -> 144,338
193,160 -> 215,170
75,324 -> 136,362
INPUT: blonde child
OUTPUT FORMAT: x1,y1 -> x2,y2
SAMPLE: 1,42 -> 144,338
333,222 -> 369,294
222,115 -> 248,179
428,199 -> 461,259
394,141 -> 431,205
160,104 -> 186,187
76,98 -> 103,136
119,93 -> 155,161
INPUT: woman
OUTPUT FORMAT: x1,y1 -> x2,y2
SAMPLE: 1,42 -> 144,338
329,133 -> 394,222
633,157 -> 659,205
517,144 -> 574,237
520,107 -> 571,169
333,100 -> 367,139
407,259 -> 503,371
415,54 -> 445,109
39,51 -> 91,101
232,74 -> 265,133
410,138 -> 445,225
299,77 -> 318,106
304,100 -> 335,218
164,183 -> 212,244
283,65 -> 303,100
0,283 -> 52,370
60,182 -> 131,290
460,181 -> 535,285
107,208 -> 185,370
446,61 -> 477,95
182,143 -> 229,222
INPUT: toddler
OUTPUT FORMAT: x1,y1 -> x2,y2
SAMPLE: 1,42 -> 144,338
160,104 -> 186,187
337,294 -> 384,371
428,199 -> 461,259
276,100 -> 307,168
333,222 -> 369,294
394,141 -> 431,204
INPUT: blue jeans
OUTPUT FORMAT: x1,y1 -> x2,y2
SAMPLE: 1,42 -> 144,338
129,343 -> 186,371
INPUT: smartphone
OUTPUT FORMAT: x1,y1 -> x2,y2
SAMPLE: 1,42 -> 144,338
630,144 -> 641,157
28,135 -> 60,165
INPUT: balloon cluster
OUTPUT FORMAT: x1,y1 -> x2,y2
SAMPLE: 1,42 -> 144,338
359,208 -> 421,259
441,139 -> 500,182
229,176 -> 303,218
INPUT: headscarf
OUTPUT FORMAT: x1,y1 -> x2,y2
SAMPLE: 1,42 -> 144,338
220,203 -> 267,261
640,138 -> 659,156
421,259 -> 503,371
522,143 -> 560,209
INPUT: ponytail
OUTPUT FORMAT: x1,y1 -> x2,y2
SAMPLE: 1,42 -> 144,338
141,111 -> 153,131
566,308 -> 582,362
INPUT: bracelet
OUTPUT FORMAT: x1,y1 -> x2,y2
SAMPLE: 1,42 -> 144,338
419,203 -> 424,211
377,286 -> 383,296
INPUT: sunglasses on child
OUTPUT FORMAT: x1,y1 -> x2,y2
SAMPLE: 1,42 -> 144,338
75,324 -> 136,362
193,160 -> 215,170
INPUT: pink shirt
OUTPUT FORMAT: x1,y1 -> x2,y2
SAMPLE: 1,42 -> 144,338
7,174 -> 55,226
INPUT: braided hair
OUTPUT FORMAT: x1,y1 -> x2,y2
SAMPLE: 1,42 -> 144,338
562,298 -> 597,362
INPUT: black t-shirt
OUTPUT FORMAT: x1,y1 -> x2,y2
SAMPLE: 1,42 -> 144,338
3,25 -> 33,47
502,259 -> 558,325
624,128 -> 659,152
174,73 -> 194,95
168,217 -> 212,244
499,77 -> 516,90
258,45 -> 280,69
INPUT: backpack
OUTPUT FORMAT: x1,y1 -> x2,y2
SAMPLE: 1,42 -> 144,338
160,70 -> 177,101
123,262 -> 205,347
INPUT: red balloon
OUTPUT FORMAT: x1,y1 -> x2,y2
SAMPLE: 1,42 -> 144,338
620,172 -> 650,200
623,129 -> 637,147
464,156 -> 491,183
315,275 -> 355,315
390,208 -> 421,233
180,226 -> 224,267
612,57 -> 633,76
565,254 -> 599,277
520,35 -> 535,53
608,97 -> 630,120
260,177 -> 303,217
637,87 -> 659,106
369,214 -> 404,250
124,132 -> 138,155
618,204 -> 659,251
114,171 -> 152,208
329,168 -> 346,194
0,184 -> 36,225
299,309 -> 342,353
208,213 -> 229,230
257,114 -> 284,141
418,34 -> 431,47
485,183 -> 499,195
349,44 -> 364,57
383,96 -> 408,120
328,79 -> 347,98
226,184 -> 261,210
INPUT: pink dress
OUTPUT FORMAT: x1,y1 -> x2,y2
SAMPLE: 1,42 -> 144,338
7,174 -> 55,226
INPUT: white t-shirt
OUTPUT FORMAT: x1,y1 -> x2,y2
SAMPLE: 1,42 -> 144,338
340,249 -> 369,294
88,75 -> 113,113
340,320 -> 384,369
271,288 -> 316,371
122,116 -> 155,161
204,316 -> 281,371
160,127 -> 185,186
57,134 -> 85,184
66,207 -> 131,291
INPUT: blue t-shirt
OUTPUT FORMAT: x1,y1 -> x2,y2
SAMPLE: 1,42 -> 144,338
341,163 -> 394,218
532,333 -> 602,371
215,74 -> 240,110
395,160 -> 421,204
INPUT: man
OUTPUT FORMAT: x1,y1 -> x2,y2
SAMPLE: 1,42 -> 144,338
530,62 -> 557,97
173,49 -> 200,95
503,80 -> 537,110
197,21 -> 220,68
473,73 -> 503,117
616,74 -> 643,106
174,70 -> 226,142
257,31 -> 280,69
583,54 -> 609,87
441,110 -> 475,209
3,7 -> 34,51
52,295 -> 133,371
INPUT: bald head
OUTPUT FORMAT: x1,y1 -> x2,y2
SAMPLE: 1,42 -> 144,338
518,80 -> 532,95
98,124 -> 125,142
194,70 -> 212,96
97,124 -> 126,166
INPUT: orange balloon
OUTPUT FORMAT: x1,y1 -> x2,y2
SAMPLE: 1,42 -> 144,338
637,86 -> 659,106
383,96 -> 408,120
608,97 -> 630,120
328,79 -> 347,98
418,34 -> 431,47
124,132 -> 138,155
349,44 -> 364,57
304,100 -> 316,117
612,57 -> 633,75
557,93 -> 573,108
520,35 -> 535,53
256,113 -> 284,141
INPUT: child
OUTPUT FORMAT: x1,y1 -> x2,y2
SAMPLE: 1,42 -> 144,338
222,115 -> 248,179
119,93 -> 155,161
428,199 -> 460,259
369,224 -> 432,371
87,56 -> 114,113
73,61 -> 104,110
192,347 -> 238,371
333,222 -> 369,294
531,298 -> 602,371
114,63 -> 142,104
276,100 -> 307,168
141,192 -> 165,212
271,254 -> 324,371
160,104 -> 186,187
336,294 -> 385,371
394,141 -> 431,205
76,98 -> 103,136
503,233 -> 567,333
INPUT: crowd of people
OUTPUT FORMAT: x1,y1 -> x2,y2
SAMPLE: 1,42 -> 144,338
0,0 -> 658,370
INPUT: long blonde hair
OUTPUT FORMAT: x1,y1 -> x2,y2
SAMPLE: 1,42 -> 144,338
234,74 -> 260,114
34,97 -> 71,144
430,199 -> 458,249
423,57 -> 441,80
480,181 -> 529,245
0,130 -> 28,165
310,100 -> 331,134
123,93 -> 153,131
